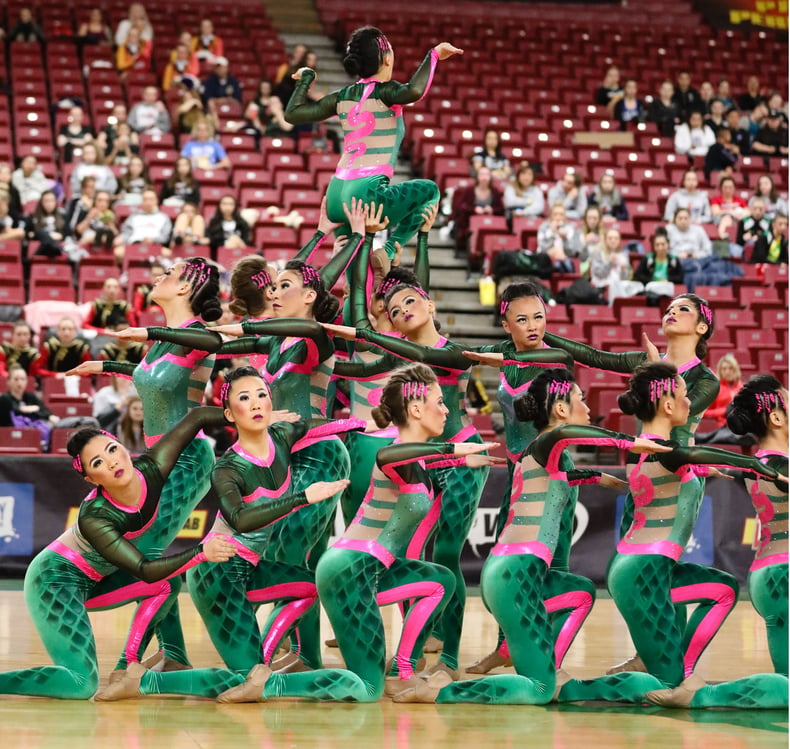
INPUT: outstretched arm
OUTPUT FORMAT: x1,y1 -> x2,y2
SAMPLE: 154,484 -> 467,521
677,446 -> 784,483
284,70 -> 339,125
356,329 -> 470,371
143,326 -> 223,353
542,332 -> 645,375
379,44 -> 462,106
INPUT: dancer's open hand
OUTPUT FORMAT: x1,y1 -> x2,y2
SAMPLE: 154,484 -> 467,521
204,535 -> 237,563
434,43 -> 464,60
306,480 -> 350,504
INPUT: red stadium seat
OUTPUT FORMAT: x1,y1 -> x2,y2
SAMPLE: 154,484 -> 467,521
0,427 -> 42,454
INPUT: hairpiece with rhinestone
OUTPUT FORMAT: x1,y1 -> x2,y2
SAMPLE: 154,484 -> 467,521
548,380 -> 572,396
377,35 -> 391,52
500,300 -> 509,316
220,381 -> 231,405
251,270 -> 272,289
698,303 -> 713,326
300,265 -> 320,286
756,390 -> 787,413
401,381 -> 428,400
649,377 -> 677,403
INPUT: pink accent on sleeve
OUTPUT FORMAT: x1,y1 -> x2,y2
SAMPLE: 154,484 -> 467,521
546,436 -> 633,474
292,418 -> 366,452
413,48 -> 440,104
567,475 -> 600,487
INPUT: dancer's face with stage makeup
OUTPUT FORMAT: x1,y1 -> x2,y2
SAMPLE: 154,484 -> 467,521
501,296 -> 546,350
80,435 -> 135,490
151,261 -> 188,305
662,297 -> 708,340
408,383 -> 448,437
387,287 -> 434,336
272,270 -> 315,318
223,375 -> 272,433
666,376 -> 691,427
550,383 -> 590,427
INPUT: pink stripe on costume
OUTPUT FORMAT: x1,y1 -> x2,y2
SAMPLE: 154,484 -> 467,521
674,356 -> 702,374
671,582 -> 736,677
47,540 -> 103,581
491,541 -> 553,566
616,539 -> 684,559
332,537 -> 395,568
292,418 -> 366,452
750,553 -> 789,572
544,589 -> 594,667
335,164 -> 395,180
243,471 -> 291,502
232,436 -> 276,467
499,370 -> 533,397
138,350 -> 204,373
448,423 -> 477,443
405,489 -> 441,560
205,531 -> 260,565
413,49 -> 439,103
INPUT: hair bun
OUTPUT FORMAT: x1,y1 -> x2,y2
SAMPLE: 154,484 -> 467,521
228,298 -> 249,317
513,392 -> 539,422
201,297 -> 223,323
617,391 -> 640,416
371,404 -> 391,429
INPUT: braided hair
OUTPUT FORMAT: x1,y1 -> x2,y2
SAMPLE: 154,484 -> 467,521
372,363 -> 437,428
726,374 -> 786,440
618,361 -> 679,422
283,259 -> 339,323
179,257 -> 222,322
514,367 -> 575,430
229,254 -> 271,317
343,26 -> 391,79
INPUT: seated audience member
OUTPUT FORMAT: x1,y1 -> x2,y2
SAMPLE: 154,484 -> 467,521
242,79 -> 294,140
181,118 -> 231,170
0,163 -> 24,220
737,75 -> 764,112
129,87 -> 171,135
37,318 -> 91,378
698,80 -> 715,114
12,155 -> 50,205
725,106 -> 752,155
587,172 -> 628,222
666,207 -> 713,259
738,102 -> 768,144
162,41 -> 200,91
766,92 -> 789,126
191,18 -> 223,61
613,79 -> 644,130
503,163 -> 544,219
0,366 -> 58,451
0,197 -> 26,242
113,189 -> 173,261
116,24 -> 152,77
648,80 -> 679,137
57,106 -> 95,163
595,65 -> 623,111
751,109 -> 789,159
96,104 -> 138,157
704,98 -> 727,134
132,261 -> 166,316
753,174 -> 788,220
674,111 -> 715,160
451,166 -> 505,269
671,70 -> 704,123
547,170 -> 587,220
703,127 -> 739,181
537,202 -> 583,272
175,80 -> 208,134
115,155 -> 153,206
69,143 -> 118,198
633,229 -> 685,288
159,156 -> 201,207
206,195 -> 252,255
7,7 -> 44,43
203,57 -> 242,116
64,176 -> 96,238
117,394 -> 146,454
696,354 -> 750,446
0,321 -> 40,376
172,202 -> 208,248
74,190 -> 118,253
716,79 -> 735,109
750,212 -> 788,264
470,129 -> 512,182
275,42 -> 307,85
83,277 -> 135,333
77,8 -> 112,45
736,197 -> 771,251
91,376 -> 134,431
580,205 -> 605,258
663,169 -> 712,224
99,334 -> 146,366
106,122 -> 140,166
710,175 -> 748,240
27,190 -> 66,257
114,3 -> 153,47
588,227 -> 632,295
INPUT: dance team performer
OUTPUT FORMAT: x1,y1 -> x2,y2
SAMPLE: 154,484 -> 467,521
558,363 -> 784,704
647,375 -> 788,709
95,366 -> 359,700
216,363 -> 499,703
393,367 -> 668,704
0,408 -> 236,699
284,26 -> 461,257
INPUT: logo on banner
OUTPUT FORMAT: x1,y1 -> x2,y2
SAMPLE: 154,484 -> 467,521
0,484 -> 34,556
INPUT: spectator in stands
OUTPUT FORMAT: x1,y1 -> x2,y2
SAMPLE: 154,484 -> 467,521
57,106 -> 95,164
587,171 -> 628,222
736,197 -> 770,252
132,260 -> 165,316
171,201 -> 208,249
175,79 -> 208,134
537,201 -> 583,272
241,79 -> 294,141
716,79 -> 735,109
77,8 -> 112,45
753,174 -> 788,220
203,57 -> 243,117
117,394 -> 146,454
751,212 -> 788,265
547,169 -> 587,220
99,333 -> 145,366
737,75 -> 764,112
0,197 -> 26,242
703,126 -> 739,181
696,354 -> 750,446
6,7 -> 44,44
704,98 -> 727,135
588,227 -> 632,295
0,321 -> 40,377
83,277 -> 135,332
674,111 -> 715,160
595,65 -> 623,112
181,118 -> 231,170
64,175 -> 96,238
725,106 -> 752,154
206,195 -> 252,255
751,109 -> 789,159
633,229 -> 684,288
766,92 -> 789,126
648,80 -> 679,138
663,169 -> 712,224
159,156 -> 201,207
114,3 -> 153,46
470,129 -> 512,182
27,190 -> 66,257
97,104 -> 138,158
738,102 -> 768,144
69,143 -> 118,198
580,205 -> 605,257
0,163 -> 23,221
162,41 -> 200,91
91,376 -> 134,431
115,155 -> 153,206
128,86 -> 171,135
105,122 -> 139,166
0,366 -> 57,446
275,42 -> 307,85
671,70 -> 704,122
12,155 -> 49,206
115,24 -> 152,78
666,207 -> 712,259
613,79 -> 645,130
710,175 -> 748,240
113,189 -> 173,261
503,163 -> 544,220
191,18 -> 223,60
451,166 -> 504,268
37,318 -> 91,378
699,81 -> 715,114
75,190 -> 119,253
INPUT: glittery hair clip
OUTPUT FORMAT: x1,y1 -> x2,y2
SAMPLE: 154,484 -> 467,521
756,391 -> 787,413
220,381 -> 232,405
376,35 -> 391,52
649,377 -> 677,402
698,303 -> 713,326
401,381 -> 428,400
300,265 -> 320,287
500,300 -> 509,316
548,380 -> 572,397
251,270 -> 272,289
376,276 -> 398,298
73,430 -> 117,473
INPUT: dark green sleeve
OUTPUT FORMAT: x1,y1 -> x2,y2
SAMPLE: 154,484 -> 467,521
219,336 -> 272,357
498,346 -> 575,369
686,368 -> 720,415
146,406 -> 226,479
212,465 -> 308,533
293,229 -> 326,264
351,233 -> 375,331
145,326 -> 223,353
241,318 -> 333,360
376,442 -> 454,483
532,424 -> 635,467
675,446 -> 781,481
333,355 -> 393,379
378,51 -> 439,106
414,230 -> 431,291
102,360 -> 137,377
356,329 -> 470,370
567,468 -> 603,485
319,232 -> 363,290
284,71 -> 340,125
542,332 -> 645,374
